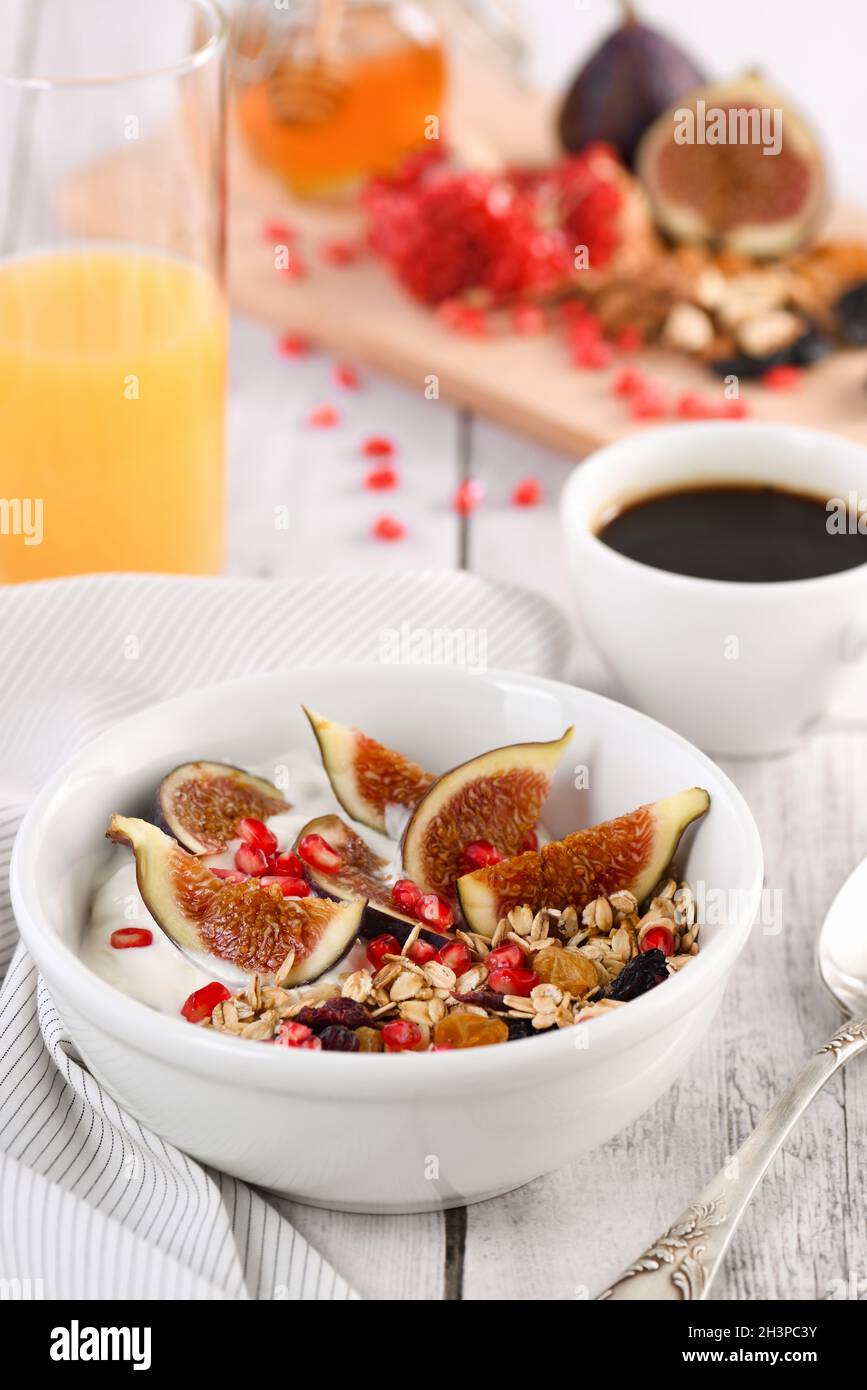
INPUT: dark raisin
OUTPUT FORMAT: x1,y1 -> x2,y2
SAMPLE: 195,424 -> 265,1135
454,989 -> 509,1012
607,948 -> 669,1001
506,1017 -> 535,1041
295,998 -> 368,1032
318,1024 -> 360,1052
837,281 -> 867,346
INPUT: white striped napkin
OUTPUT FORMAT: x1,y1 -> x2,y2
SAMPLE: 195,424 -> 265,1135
0,570 -> 572,1300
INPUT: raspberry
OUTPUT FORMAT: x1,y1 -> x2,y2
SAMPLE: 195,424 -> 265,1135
318,1024 -> 360,1051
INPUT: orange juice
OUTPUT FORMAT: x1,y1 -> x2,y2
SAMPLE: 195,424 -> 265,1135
0,248 -> 226,582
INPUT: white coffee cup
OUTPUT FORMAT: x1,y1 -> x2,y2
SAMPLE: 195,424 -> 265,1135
560,422 -> 867,757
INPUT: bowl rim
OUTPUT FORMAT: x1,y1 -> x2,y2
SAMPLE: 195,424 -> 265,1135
10,664 -> 764,1099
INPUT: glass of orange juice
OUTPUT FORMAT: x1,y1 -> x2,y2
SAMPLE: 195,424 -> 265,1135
0,0 -> 227,583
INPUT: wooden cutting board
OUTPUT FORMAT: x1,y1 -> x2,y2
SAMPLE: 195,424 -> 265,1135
64,71 -> 867,457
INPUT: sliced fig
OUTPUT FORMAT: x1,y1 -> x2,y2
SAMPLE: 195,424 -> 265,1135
636,77 -> 826,258
456,787 -> 710,937
303,707 -> 434,833
293,812 -> 416,930
107,815 -> 363,984
401,728 -> 574,900
158,761 -> 289,854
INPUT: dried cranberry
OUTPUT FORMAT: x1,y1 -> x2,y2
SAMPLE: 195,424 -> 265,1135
366,933 -> 402,971
454,989 -> 509,1012
295,998 -> 369,1032
608,948 -> 669,1001
318,1024 -> 360,1052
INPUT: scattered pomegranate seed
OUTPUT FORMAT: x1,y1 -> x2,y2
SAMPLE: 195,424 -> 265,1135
181,981 -> 231,1023
453,479 -> 485,516
319,239 -> 361,266
334,361 -> 361,390
762,363 -> 803,390
271,851 -> 305,877
417,894 -> 455,931
408,938 -> 438,965
298,833 -> 343,873
521,828 -> 539,852
717,397 -> 750,419
392,879 -> 423,915
567,312 -> 602,344
675,391 -> 714,421
372,514 -> 406,542
614,325 -> 643,352
110,926 -> 153,949
487,942 -> 524,971
572,338 -> 614,369
276,332 -> 310,358
630,388 -> 667,420
364,465 -> 399,491
612,366 -> 646,397
210,867 -> 245,882
260,875 -> 310,897
277,1021 -> 323,1049
640,924 -> 675,957
436,300 -> 488,336
381,1019 -> 422,1052
362,435 -> 396,458
278,257 -> 308,281
511,476 -> 542,508
306,404 -> 341,429
460,840 -> 502,871
367,933 -> 402,970
510,302 -> 547,335
488,966 -> 539,996
237,817 -> 278,855
436,940 -> 472,975
262,219 -> 296,243
234,843 -> 269,876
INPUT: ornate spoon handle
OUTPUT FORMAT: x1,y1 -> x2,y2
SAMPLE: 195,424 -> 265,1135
598,1016 -> 867,1300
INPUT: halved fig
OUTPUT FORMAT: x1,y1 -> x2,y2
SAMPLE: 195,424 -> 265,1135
303,707 -> 434,833
158,761 -> 289,854
401,728 -> 574,900
107,815 -> 363,984
456,787 -> 710,937
293,812 -> 416,931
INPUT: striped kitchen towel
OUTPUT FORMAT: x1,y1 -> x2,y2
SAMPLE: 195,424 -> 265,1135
0,570 -> 572,1300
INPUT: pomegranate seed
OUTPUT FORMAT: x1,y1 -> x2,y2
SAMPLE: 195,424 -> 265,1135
260,875 -> 311,897
298,1036 -> 323,1050
381,1019 -> 422,1052
453,479 -> 484,516
437,300 -> 488,336
510,302 -> 546,335
488,966 -> 539,996
640,924 -> 675,957
717,397 -> 750,419
276,332 -> 310,358
306,404 -> 340,429
487,942 -> 524,971
367,933 -> 402,970
364,465 -> 398,491
392,879 -> 423,915
436,940 -> 472,975
234,843 -> 269,876
408,938 -> 437,965
511,476 -> 542,508
675,391 -> 714,421
460,840 -> 502,871
334,361 -> 361,390
372,514 -> 406,542
572,339 -> 613,369
110,927 -> 153,949
762,363 -> 803,390
417,894 -> 455,931
276,1020 -> 315,1047
630,388 -> 667,420
278,256 -> 307,280
271,851 -> 305,877
297,833 -> 342,873
210,867 -> 245,882
262,219 -> 296,243
237,817 -> 278,854
362,435 -> 396,458
521,828 -> 539,852
181,981 -> 231,1023
615,325 -> 643,352
567,312 -> 602,344
319,239 -> 361,266
613,367 -> 646,397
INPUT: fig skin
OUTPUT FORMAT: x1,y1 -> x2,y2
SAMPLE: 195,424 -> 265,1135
156,761 -> 289,855
558,6 -> 705,166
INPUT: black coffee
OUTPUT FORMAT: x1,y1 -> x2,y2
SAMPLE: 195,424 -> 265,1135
596,483 -> 867,583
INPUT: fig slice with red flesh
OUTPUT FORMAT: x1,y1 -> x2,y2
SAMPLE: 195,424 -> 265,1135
157,761 -> 289,854
293,812 -> 418,933
107,815 -> 364,985
303,707 -> 435,834
400,728 -> 574,900
456,787 -> 710,937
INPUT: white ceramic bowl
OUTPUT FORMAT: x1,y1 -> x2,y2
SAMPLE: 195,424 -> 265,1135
11,665 -> 763,1213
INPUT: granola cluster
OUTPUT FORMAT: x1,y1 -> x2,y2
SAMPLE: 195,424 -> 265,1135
201,868 -> 700,1052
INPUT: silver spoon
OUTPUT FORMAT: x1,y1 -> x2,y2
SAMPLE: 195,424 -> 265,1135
598,854 -> 867,1300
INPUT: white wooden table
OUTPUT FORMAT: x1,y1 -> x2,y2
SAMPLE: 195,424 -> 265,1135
228,316 -> 867,1301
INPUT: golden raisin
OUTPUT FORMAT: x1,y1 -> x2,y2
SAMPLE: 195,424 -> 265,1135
354,1026 -> 384,1053
434,1014 -> 509,1049
534,946 -> 597,996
